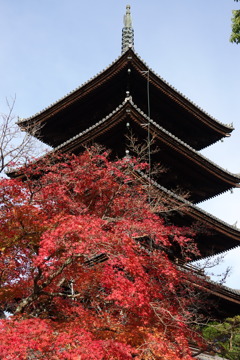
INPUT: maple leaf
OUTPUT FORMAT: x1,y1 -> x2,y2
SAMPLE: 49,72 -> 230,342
0,150 -> 203,359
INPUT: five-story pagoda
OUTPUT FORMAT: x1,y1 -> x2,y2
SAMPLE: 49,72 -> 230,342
17,5 -> 240,318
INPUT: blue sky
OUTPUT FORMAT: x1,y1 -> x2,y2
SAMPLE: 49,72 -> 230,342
0,0 -> 240,287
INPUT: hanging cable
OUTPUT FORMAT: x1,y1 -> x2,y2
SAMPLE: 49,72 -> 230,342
141,70 -> 151,203
147,70 -> 151,181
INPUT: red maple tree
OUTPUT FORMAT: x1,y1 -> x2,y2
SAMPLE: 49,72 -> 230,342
0,149 -> 203,359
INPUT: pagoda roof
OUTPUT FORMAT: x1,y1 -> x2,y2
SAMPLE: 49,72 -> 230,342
136,171 -> 240,258
85,246 -> 240,321
85,246 -> 240,320
51,98 -> 240,204
18,49 -> 233,151
183,262 -> 240,319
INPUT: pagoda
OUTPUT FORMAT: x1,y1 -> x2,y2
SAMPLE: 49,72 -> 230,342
18,5 -> 240,318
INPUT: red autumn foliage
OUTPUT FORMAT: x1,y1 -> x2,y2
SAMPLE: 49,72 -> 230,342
0,149 -> 202,359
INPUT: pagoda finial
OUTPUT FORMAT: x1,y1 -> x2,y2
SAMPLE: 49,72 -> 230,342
124,5 -> 132,28
121,5 -> 134,54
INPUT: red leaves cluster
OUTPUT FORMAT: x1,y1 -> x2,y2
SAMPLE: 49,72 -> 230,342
0,149 -> 200,359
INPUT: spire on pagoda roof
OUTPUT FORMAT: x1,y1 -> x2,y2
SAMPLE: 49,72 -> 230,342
121,5 -> 134,54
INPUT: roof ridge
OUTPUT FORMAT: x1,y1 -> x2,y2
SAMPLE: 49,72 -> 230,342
128,99 -> 240,181
54,99 -> 128,152
18,52 -> 126,124
54,98 -> 240,182
136,169 -> 240,233
136,169 -> 240,260
131,50 -> 234,130
181,263 -> 240,302
200,269 -> 240,296
18,50 -> 234,134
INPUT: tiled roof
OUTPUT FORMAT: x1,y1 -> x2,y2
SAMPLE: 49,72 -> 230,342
18,50 -> 234,133
53,97 -> 240,185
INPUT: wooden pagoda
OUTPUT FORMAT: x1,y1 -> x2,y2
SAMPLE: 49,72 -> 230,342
18,5 -> 240,317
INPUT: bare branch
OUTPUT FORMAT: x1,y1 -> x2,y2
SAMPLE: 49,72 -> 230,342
0,97 -> 49,175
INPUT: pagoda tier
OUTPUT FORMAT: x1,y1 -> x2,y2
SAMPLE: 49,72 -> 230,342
182,262 -> 240,319
135,172 -> 240,258
52,98 -> 240,204
18,49 -> 233,151
120,175 -> 240,261
206,285 -> 240,319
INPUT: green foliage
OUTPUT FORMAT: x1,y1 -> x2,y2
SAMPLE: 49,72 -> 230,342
202,316 -> 240,360
231,1 -> 240,43
230,10 -> 240,44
